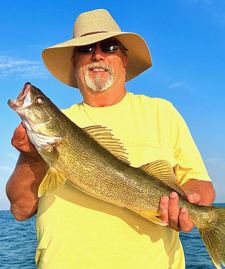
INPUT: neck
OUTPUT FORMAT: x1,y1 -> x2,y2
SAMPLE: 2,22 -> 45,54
80,86 -> 127,107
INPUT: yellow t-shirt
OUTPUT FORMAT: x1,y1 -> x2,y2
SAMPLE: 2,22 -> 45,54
36,92 -> 210,269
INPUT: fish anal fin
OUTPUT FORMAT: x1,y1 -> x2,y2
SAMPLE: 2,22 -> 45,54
135,209 -> 167,226
38,167 -> 67,197
83,125 -> 130,164
140,160 -> 186,199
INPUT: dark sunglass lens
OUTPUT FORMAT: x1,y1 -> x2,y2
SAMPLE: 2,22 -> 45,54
77,44 -> 95,53
101,40 -> 119,53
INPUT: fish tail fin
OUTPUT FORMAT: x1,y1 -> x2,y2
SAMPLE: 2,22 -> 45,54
196,206 -> 225,269
38,167 -> 67,197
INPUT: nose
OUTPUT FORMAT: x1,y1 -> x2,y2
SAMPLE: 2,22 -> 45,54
91,43 -> 104,62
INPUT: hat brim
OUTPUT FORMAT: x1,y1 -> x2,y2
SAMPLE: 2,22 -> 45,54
42,32 -> 152,88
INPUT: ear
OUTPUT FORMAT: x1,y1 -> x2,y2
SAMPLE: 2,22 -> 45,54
71,57 -> 76,68
123,55 -> 128,69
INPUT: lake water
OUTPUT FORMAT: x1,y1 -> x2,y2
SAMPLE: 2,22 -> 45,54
0,203 -> 224,268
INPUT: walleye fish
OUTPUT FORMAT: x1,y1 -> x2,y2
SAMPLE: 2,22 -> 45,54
8,83 -> 225,269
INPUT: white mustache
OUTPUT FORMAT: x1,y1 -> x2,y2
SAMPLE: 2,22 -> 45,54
85,63 -> 113,74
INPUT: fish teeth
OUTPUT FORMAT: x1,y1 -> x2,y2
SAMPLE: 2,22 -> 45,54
22,91 -> 32,108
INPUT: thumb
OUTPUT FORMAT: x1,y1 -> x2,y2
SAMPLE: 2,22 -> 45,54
186,192 -> 201,205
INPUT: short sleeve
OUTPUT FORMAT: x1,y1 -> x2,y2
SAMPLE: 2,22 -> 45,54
170,106 -> 211,185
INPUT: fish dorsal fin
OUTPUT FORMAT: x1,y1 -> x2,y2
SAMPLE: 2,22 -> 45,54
38,167 -> 67,197
140,160 -> 186,198
83,125 -> 130,164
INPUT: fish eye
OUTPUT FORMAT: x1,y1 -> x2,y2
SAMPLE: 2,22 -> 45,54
35,96 -> 45,105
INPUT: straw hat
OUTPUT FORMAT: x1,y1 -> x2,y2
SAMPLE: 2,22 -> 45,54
42,9 -> 152,88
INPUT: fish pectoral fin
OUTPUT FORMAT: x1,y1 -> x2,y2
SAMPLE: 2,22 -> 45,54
38,167 -> 67,197
83,125 -> 130,164
140,160 -> 186,199
135,210 -> 167,226
27,129 -> 62,152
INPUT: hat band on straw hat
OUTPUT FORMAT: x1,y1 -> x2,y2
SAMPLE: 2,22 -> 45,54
81,31 -> 108,37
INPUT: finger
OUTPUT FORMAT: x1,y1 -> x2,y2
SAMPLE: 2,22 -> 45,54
186,192 -> 201,205
168,192 -> 180,230
179,207 -> 194,232
11,124 -> 36,153
159,195 -> 169,224
11,124 -> 27,144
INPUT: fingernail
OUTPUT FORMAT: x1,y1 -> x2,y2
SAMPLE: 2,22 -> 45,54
170,192 -> 177,199
181,207 -> 187,213
161,196 -> 169,203
188,194 -> 194,203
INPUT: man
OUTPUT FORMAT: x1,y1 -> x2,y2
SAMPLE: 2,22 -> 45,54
7,9 -> 215,269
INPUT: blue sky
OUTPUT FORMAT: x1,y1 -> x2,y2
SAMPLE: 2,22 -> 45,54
0,0 -> 225,210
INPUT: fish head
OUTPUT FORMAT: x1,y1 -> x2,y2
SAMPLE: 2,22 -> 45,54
8,82 -> 64,139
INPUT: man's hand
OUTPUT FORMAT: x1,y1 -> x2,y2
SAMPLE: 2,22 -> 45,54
11,123 -> 36,153
159,192 -> 201,232
11,123 -> 44,162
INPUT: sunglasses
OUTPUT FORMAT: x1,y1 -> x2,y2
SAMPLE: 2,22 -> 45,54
74,39 -> 128,56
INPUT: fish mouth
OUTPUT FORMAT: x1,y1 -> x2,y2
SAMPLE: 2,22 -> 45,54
8,82 -> 32,111
17,82 -> 32,101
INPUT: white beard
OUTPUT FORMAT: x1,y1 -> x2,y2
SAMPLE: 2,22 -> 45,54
84,63 -> 113,92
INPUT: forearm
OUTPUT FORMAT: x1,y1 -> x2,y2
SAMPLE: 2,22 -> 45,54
181,179 -> 215,206
6,152 -> 48,221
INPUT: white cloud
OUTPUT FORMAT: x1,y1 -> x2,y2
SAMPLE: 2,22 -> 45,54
0,55 -> 48,79
168,81 -> 184,89
205,157 -> 225,166
7,153 -> 18,160
0,165 -> 13,172
205,157 -> 218,164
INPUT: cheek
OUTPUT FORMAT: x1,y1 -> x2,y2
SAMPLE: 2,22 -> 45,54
74,65 -> 85,80
116,56 -> 127,71
73,55 -> 88,76
115,60 -> 126,76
